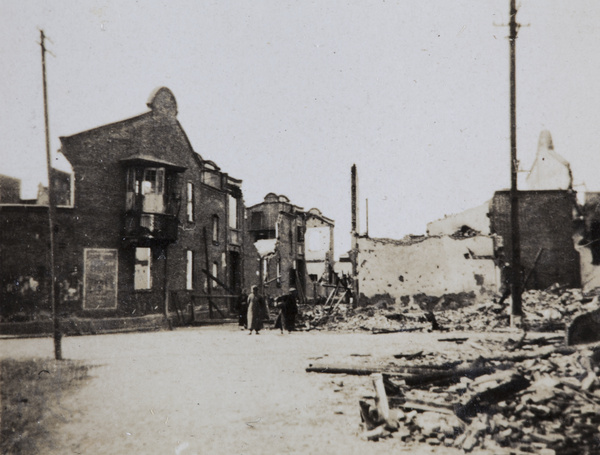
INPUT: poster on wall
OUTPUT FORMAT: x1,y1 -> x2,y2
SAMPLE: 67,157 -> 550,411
83,248 -> 118,310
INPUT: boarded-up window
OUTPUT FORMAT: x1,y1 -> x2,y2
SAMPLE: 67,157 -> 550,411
134,247 -> 152,290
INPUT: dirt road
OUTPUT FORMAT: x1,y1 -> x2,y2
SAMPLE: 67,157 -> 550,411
1,326 -> 503,454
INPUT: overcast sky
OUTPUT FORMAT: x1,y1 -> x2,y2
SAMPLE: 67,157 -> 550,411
2,1 -> 600,258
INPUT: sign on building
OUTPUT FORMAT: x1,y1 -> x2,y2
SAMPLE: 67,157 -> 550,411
83,248 -> 118,310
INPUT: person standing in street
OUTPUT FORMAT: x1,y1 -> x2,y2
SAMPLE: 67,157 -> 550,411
247,285 -> 268,335
237,290 -> 248,329
274,288 -> 299,334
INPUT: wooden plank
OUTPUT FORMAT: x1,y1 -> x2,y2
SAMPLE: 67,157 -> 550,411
201,268 -> 235,295
306,364 -> 495,387
371,373 -> 390,421
401,401 -> 454,415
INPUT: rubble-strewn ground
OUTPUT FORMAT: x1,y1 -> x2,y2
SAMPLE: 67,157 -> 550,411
301,288 -> 600,454
300,288 -> 598,333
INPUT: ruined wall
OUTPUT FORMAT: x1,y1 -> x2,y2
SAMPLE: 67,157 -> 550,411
356,235 -> 497,304
427,201 -> 491,236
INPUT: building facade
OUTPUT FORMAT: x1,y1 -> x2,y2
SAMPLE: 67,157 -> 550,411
0,88 -> 245,321
244,193 -> 334,302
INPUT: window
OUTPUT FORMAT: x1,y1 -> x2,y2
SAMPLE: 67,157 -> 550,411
126,168 -> 142,210
126,168 -> 141,195
297,225 -> 305,243
142,168 -> 164,195
141,168 -> 165,213
187,182 -> 194,222
212,215 -> 219,243
228,195 -> 238,229
276,259 -> 281,286
186,250 -> 194,290
251,211 -> 264,230
212,262 -> 219,289
134,247 -> 152,290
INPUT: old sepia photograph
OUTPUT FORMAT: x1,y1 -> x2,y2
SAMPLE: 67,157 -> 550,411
2,1 -> 600,453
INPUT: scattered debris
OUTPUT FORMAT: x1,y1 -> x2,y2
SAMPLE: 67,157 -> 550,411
438,337 -> 469,344
299,287 -> 600,334
309,331 -> 600,453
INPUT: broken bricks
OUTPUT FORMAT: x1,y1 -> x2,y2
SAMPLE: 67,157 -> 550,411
321,336 -> 600,452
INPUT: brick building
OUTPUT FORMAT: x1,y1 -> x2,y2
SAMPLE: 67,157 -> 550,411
244,193 -> 334,302
489,190 -> 581,290
0,87 -> 246,320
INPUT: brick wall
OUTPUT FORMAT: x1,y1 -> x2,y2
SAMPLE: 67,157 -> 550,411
490,190 -> 581,289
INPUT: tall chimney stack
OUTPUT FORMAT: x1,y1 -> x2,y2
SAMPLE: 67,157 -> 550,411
351,164 -> 359,234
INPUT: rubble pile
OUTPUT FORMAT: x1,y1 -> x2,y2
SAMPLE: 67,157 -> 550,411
351,339 -> 600,454
301,288 -> 600,333
440,288 -> 599,332
300,304 -> 431,332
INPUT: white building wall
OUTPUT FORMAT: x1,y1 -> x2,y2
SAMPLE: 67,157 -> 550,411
357,235 -> 498,301
427,201 -> 491,236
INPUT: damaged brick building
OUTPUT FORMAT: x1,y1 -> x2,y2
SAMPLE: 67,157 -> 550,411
244,193 -> 335,302
489,190 -> 581,290
0,87 -> 246,320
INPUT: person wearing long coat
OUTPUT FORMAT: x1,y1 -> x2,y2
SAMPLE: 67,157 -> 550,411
236,291 -> 248,329
247,286 -> 268,335
274,288 -> 298,333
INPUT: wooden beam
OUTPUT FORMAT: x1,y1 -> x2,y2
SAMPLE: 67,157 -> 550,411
201,268 -> 235,294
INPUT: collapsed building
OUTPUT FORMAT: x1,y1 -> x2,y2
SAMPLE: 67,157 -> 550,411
244,193 -> 335,302
353,130 -> 591,307
0,88 -> 246,321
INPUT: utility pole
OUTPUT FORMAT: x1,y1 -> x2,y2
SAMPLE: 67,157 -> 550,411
508,0 -> 523,326
350,165 -> 359,307
40,30 -> 62,359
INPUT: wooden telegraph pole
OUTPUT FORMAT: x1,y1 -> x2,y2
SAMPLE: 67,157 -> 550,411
508,1 -> 523,326
40,30 -> 62,359
350,164 -> 359,307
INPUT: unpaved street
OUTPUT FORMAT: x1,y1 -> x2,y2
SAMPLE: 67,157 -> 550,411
0,326 -> 503,454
